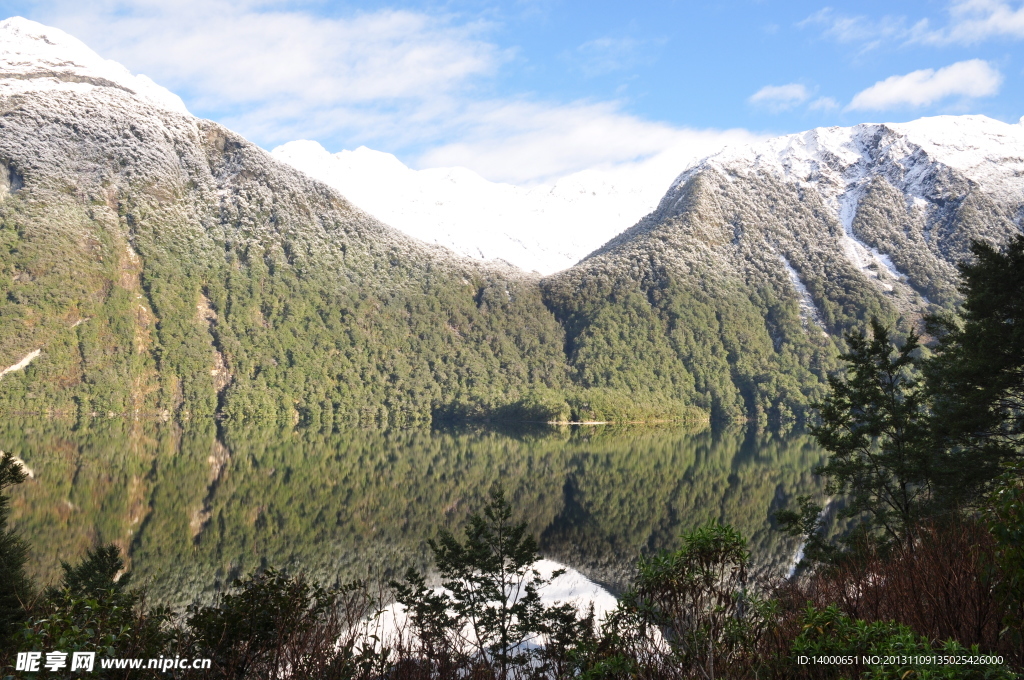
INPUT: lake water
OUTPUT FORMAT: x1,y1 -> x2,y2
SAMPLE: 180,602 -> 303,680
3,418 -> 827,607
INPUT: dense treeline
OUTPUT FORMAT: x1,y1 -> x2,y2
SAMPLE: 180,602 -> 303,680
0,90 -> 708,427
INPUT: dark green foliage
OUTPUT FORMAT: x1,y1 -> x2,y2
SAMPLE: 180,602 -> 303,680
49,544 -> 131,599
792,605 -> 1015,680
986,470 -> 1024,656
0,452 -> 30,646
926,235 -> 1024,502
13,544 -> 172,679
596,522 -> 782,679
184,569 -> 384,680
810,319 -> 933,542
541,270 -> 836,426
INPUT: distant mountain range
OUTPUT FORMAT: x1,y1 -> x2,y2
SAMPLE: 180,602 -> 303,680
1,16 -> 1021,426
270,139 -> 737,275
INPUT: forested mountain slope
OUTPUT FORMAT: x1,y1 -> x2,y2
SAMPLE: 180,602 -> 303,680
543,116 -> 1024,423
0,18 -> 1020,426
0,18 -> 582,426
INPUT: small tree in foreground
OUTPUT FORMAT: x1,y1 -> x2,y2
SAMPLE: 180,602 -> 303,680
810,320 -> 933,545
0,452 -> 30,647
393,485 -> 593,680
596,522 -> 783,680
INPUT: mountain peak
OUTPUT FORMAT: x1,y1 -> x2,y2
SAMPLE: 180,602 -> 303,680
670,114 -> 1024,212
0,16 -> 189,115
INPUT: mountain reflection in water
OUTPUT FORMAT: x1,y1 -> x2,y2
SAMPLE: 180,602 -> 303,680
3,419 -> 827,606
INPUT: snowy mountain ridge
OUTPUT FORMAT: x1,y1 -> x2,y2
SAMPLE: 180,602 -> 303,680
276,116 -> 1024,275
271,139 -> 700,275
1,16 -> 1021,285
648,115 -> 1024,302
672,115 -> 1024,209
0,16 -> 189,116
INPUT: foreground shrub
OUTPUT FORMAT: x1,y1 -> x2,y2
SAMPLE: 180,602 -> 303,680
183,569 -> 386,680
792,605 -> 1015,680
591,522 -> 786,679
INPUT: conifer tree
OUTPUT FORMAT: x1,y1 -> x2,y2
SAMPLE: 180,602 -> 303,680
810,319 -> 932,543
393,485 -> 586,679
0,451 -> 30,645
926,235 -> 1024,503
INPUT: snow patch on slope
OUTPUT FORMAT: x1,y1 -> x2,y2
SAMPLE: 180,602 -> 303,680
778,256 -> 826,331
0,17 -> 188,115
837,188 -> 901,291
272,141 -> 714,275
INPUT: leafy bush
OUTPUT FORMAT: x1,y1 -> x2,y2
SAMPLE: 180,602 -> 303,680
184,569 -> 386,679
792,605 -> 1016,680
12,545 -> 171,679
594,522 -> 784,679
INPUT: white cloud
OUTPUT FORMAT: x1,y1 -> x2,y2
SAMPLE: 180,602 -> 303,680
748,83 -> 810,112
417,100 -> 760,185
912,0 -> 1024,44
37,0 -> 504,141
28,0 -> 755,185
847,59 -> 1002,110
809,96 -> 840,111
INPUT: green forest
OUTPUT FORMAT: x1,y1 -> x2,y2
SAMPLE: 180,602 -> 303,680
2,90 -> 971,429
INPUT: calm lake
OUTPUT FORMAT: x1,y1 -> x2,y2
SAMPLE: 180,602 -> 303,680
3,419 -> 827,606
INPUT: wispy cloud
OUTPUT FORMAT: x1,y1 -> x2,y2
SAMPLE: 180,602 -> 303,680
748,83 -> 810,112
417,100 -> 759,184
847,59 -> 1002,110
809,96 -> 840,111
570,36 -> 657,77
802,1 -> 1024,49
26,0 -> 753,185
911,0 -> 1024,45
45,0 -> 502,119
799,7 -> 909,50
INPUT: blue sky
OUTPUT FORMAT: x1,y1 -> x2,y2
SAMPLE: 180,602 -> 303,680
3,0 -> 1023,183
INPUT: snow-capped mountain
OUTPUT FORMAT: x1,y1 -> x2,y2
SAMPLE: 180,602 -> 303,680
0,16 -> 188,115
541,114 -> 1024,422
2,15 -> 1023,430
658,115 -> 1024,293
272,116 -> 1024,276
598,114 -> 1024,313
271,140 -> 711,275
